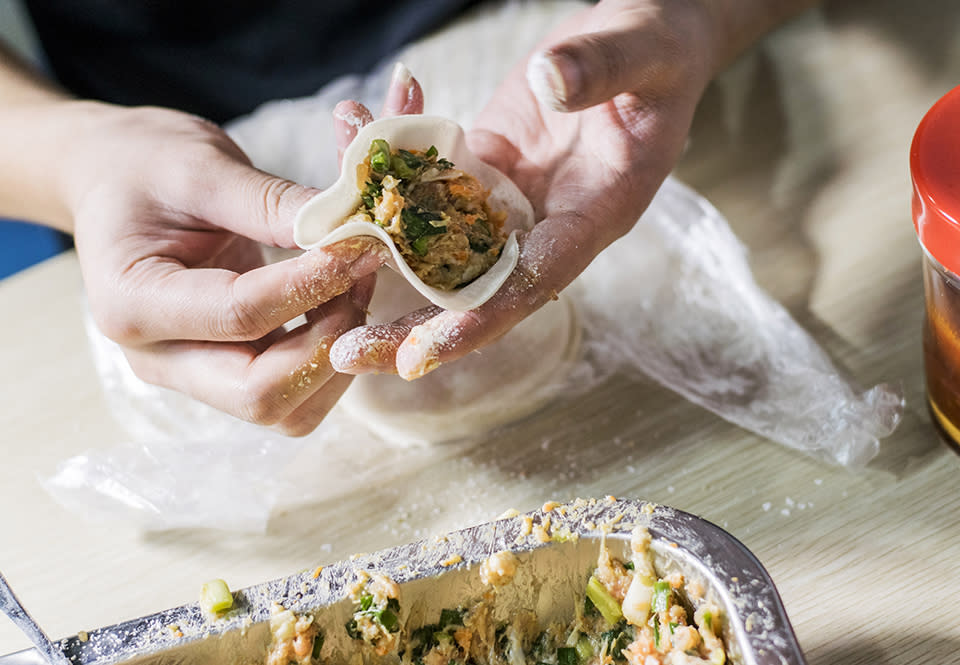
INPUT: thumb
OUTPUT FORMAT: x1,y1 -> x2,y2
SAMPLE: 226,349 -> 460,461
526,14 -> 701,112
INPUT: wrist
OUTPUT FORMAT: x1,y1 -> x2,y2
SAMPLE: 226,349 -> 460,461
0,98 -> 121,232
691,0 -> 821,75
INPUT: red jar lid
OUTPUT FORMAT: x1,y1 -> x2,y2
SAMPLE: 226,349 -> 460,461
912,84 -> 960,274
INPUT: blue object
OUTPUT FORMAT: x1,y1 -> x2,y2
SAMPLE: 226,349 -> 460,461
0,219 -> 67,280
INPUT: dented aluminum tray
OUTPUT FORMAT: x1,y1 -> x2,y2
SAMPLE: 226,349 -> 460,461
0,499 -> 806,665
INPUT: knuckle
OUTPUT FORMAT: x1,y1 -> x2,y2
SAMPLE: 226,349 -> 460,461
161,142 -> 233,207
592,35 -> 631,83
258,176 -> 299,217
87,292 -> 146,347
93,313 -> 143,347
217,293 -> 273,340
123,352 -> 164,387
177,139 -> 225,172
275,418 -> 319,438
236,380 -> 288,426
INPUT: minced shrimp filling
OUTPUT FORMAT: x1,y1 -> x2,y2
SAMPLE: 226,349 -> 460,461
268,528 -> 726,665
345,139 -> 507,290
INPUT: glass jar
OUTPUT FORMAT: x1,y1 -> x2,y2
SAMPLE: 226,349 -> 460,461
912,84 -> 960,450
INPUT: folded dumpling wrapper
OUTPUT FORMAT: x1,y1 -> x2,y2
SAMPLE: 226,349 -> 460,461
293,115 -> 535,311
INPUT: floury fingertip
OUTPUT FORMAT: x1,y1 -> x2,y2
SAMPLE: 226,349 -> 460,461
332,101 -> 373,128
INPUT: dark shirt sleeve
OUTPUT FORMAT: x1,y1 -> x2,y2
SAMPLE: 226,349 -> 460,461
23,0 -> 481,123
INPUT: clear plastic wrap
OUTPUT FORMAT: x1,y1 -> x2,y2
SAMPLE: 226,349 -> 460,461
575,177 -> 904,467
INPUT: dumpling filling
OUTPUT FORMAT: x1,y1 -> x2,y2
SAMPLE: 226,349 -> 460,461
347,139 -> 507,290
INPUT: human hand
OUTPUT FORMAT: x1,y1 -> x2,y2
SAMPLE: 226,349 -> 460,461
62,68 -> 422,435
329,0 -> 722,379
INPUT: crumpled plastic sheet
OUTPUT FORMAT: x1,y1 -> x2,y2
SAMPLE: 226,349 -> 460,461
575,177 -> 904,468
41,0 -> 904,532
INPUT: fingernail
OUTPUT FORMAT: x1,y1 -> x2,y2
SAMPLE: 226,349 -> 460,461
397,323 -> 443,380
390,61 -> 413,88
526,50 -> 580,111
383,62 -> 415,114
399,354 -> 441,381
330,329 -> 400,375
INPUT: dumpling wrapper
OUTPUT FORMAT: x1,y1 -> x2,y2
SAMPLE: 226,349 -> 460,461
337,268 -> 582,446
293,115 -> 535,311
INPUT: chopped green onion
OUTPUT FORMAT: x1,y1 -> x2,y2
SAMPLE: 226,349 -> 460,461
532,631 -> 550,658
199,579 -> 233,614
401,207 -> 446,237
369,139 -> 391,173
575,635 -> 594,662
359,593 -> 374,611
391,153 -> 417,179
557,646 -> 579,665
411,236 -> 431,256
586,576 -> 623,626
345,618 -> 361,639
378,607 -> 400,633
623,561 -> 635,571
439,608 -> 464,629
701,610 -> 713,631
361,180 -> 382,210
650,616 -> 661,649
584,595 -> 600,617
397,149 -> 424,169
601,625 -> 631,662
651,581 -> 671,614
425,145 -> 438,158
410,625 -> 438,658
311,631 -> 325,659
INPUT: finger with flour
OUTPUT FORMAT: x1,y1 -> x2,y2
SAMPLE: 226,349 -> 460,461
330,179 -> 630,380
122,274 -> 376,430
333,62 -> 424,167
330,305 -> 443,375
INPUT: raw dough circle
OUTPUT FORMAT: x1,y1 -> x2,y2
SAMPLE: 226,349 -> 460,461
337,269 -> 581,446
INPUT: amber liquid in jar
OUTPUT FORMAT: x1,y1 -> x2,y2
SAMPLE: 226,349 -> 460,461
922,253 -> 960,451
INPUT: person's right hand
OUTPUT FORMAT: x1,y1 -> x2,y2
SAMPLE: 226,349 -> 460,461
326,0 -> 817,381
46,68 -> 422,435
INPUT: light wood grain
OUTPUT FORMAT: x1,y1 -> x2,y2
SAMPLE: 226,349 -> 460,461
3,2 -> 960,664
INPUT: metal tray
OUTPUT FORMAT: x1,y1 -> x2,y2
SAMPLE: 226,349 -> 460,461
0,498 -> 806,665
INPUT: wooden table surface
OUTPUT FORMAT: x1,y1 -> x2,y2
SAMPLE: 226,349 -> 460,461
3,1 -> 960,664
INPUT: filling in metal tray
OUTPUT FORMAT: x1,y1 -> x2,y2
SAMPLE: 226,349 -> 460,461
6,498 -> 806,665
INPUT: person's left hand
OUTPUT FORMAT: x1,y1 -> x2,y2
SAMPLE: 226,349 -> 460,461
327,0 -> 721,379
